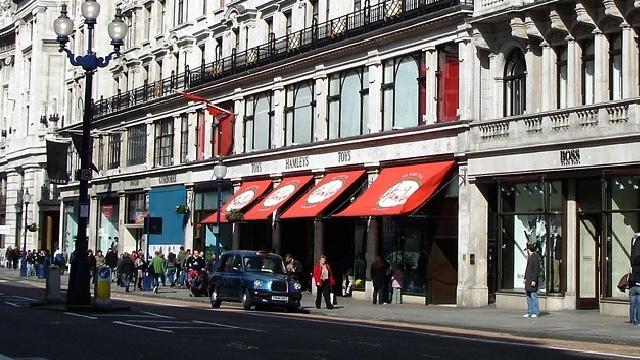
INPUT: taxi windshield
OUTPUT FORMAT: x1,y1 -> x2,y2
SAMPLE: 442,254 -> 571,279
243,255 -> 287,274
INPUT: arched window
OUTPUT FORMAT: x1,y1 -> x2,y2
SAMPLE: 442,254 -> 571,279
243,92 -> 273,152
285,81 -> 315,146
382,54 -> 425,130
504,50 -> 526,116
327,67 -> 369,139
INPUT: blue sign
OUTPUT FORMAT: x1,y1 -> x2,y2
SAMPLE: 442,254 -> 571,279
98,267 -> 111,280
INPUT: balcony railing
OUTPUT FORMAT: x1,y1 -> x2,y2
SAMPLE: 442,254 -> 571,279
469,99 -> 640,152
92,0 -> 468,118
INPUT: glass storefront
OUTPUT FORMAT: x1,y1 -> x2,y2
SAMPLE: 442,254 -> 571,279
497,181 -> 563,294
98,197 -> 120,252
194,190 -> 233,259
605,176 -> 639,299
378,194 -> 458,303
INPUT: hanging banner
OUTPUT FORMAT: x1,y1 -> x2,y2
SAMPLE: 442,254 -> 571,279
46,140 -> 70,185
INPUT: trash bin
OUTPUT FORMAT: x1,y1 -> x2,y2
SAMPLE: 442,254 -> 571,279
36,264 -> 45,279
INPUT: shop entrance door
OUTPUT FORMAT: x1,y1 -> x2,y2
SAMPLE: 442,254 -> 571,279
577,214 -> 600,309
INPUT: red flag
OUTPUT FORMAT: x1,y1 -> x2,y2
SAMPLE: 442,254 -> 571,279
177,90 -> 208,103
206,104 -> 233,118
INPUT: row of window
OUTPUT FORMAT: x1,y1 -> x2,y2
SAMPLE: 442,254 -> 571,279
244,49 -> 459,152
504,33 -> 624,117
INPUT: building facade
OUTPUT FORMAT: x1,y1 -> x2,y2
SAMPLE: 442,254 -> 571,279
0,0 -> 74,257
0,0 -> 637,315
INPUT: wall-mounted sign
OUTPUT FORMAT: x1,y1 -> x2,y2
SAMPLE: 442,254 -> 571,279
158,174 -> 177,184
285,156 -> 309,170
251,162 -> 263,173
560,149 -> 580,167
338,150 -> 351,163
129,180 -> 140,187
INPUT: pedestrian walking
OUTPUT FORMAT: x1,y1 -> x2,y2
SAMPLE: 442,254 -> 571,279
312,255 -> 335,309
117,252 -> 135,292
4,246 -> 12,268
523,243 -> 541,318
105,249 -> 118,282
391,264 -> 404,304
166,252 -> 177,287
629,234 -> 640,325
88,250 -> 97,283
285,253 -> 303,283
149,251 -> 166,294
95,250 -> 105,267
370,256 -> 388,305
176,246 -> 188,287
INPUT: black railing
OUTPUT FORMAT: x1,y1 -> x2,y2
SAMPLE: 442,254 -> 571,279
93,0 -> 464,118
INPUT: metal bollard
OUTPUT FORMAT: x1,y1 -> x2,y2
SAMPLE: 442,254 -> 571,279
45,266 -> 63,303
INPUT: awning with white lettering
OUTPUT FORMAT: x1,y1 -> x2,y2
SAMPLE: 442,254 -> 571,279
200,179 -> 272,224
280,170 -> 365,219
243,175 -> 314,220
334,161 -> 455,217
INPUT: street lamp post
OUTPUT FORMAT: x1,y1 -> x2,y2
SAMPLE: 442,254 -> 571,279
19,189 -> 32,277
53,1 -> 127,306
213,162 -> 227,258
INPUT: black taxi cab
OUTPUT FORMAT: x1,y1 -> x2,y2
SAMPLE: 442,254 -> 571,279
208,250 -> 302,310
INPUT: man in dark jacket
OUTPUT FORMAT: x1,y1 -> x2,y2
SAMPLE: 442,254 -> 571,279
117,253 -> 135,292
105,249 -> 118,282
523,243 -> 541,318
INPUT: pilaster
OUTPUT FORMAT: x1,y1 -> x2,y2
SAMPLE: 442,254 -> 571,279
272,78 -> 285,148
424,46 -> 437,124
366,51 -> 381,134
593,30 -> 608,103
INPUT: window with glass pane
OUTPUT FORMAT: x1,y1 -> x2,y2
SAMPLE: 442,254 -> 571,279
582,40 -> 595,105
504,50 -> 526,116
609,34 -> 623,101
154,118 -> 174,167
177,0 -> 185,25
327,67 -> 368,139
145,4 -> 152,41
382,54 -> 422,131
243,92 -> 273,152
127,193 -> 146,223
605,177 -> 640,299
556,47 -> 568,109
285,81 -> 315,146
127,124 -> 147,166
108,133 -> 121,170
498,181 -> 563,293
180,114 -> 189,163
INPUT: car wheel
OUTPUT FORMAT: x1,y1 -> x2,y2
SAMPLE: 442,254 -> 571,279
210,288 -> 222,309
242,289 -> 252,310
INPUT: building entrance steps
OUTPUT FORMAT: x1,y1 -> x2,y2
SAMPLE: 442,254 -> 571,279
1,267 -> 637,348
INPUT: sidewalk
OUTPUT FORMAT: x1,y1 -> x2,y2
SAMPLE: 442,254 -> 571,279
2,268 -> 638,347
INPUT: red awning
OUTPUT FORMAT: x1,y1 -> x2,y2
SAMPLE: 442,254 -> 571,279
243,175 -> 314,220
335,161 -> 455,217
200,179 -> 272,224
280,170 -> 366,219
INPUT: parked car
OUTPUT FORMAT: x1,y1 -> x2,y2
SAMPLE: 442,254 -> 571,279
208,250 -> 302,310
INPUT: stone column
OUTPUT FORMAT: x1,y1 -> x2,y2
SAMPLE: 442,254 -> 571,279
231,180 -> 242,250
233,88 -> 244,155
593,29 -> 608,103
184,184 -> 194,250
145,119 -> 154,167
271,177 -> 282,254
566,36 -> 578,108
188,111 -> 199,161
563,179 -> 577,309
540,42 -> 552,111
424,47 -> 437,124
313,66 -> 328,142
621,22 -> 635,98
524,44 -> 541,113
366,51 -> 381,134
457,171 -> 489,308
489,53 -> 502,118
272,78 -> 285,148
117,192 -> 126,254
457,37 -> 474,120
363,163 -> 379,298
90,195 -> 99,251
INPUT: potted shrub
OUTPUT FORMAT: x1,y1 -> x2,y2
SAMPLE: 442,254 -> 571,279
27,223 -> 38,232
226,209 -> 244,222
175,204 -> 189,214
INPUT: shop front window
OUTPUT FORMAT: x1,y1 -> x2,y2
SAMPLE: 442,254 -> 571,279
605,176 -> 640,299
498,181 -> 563,294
